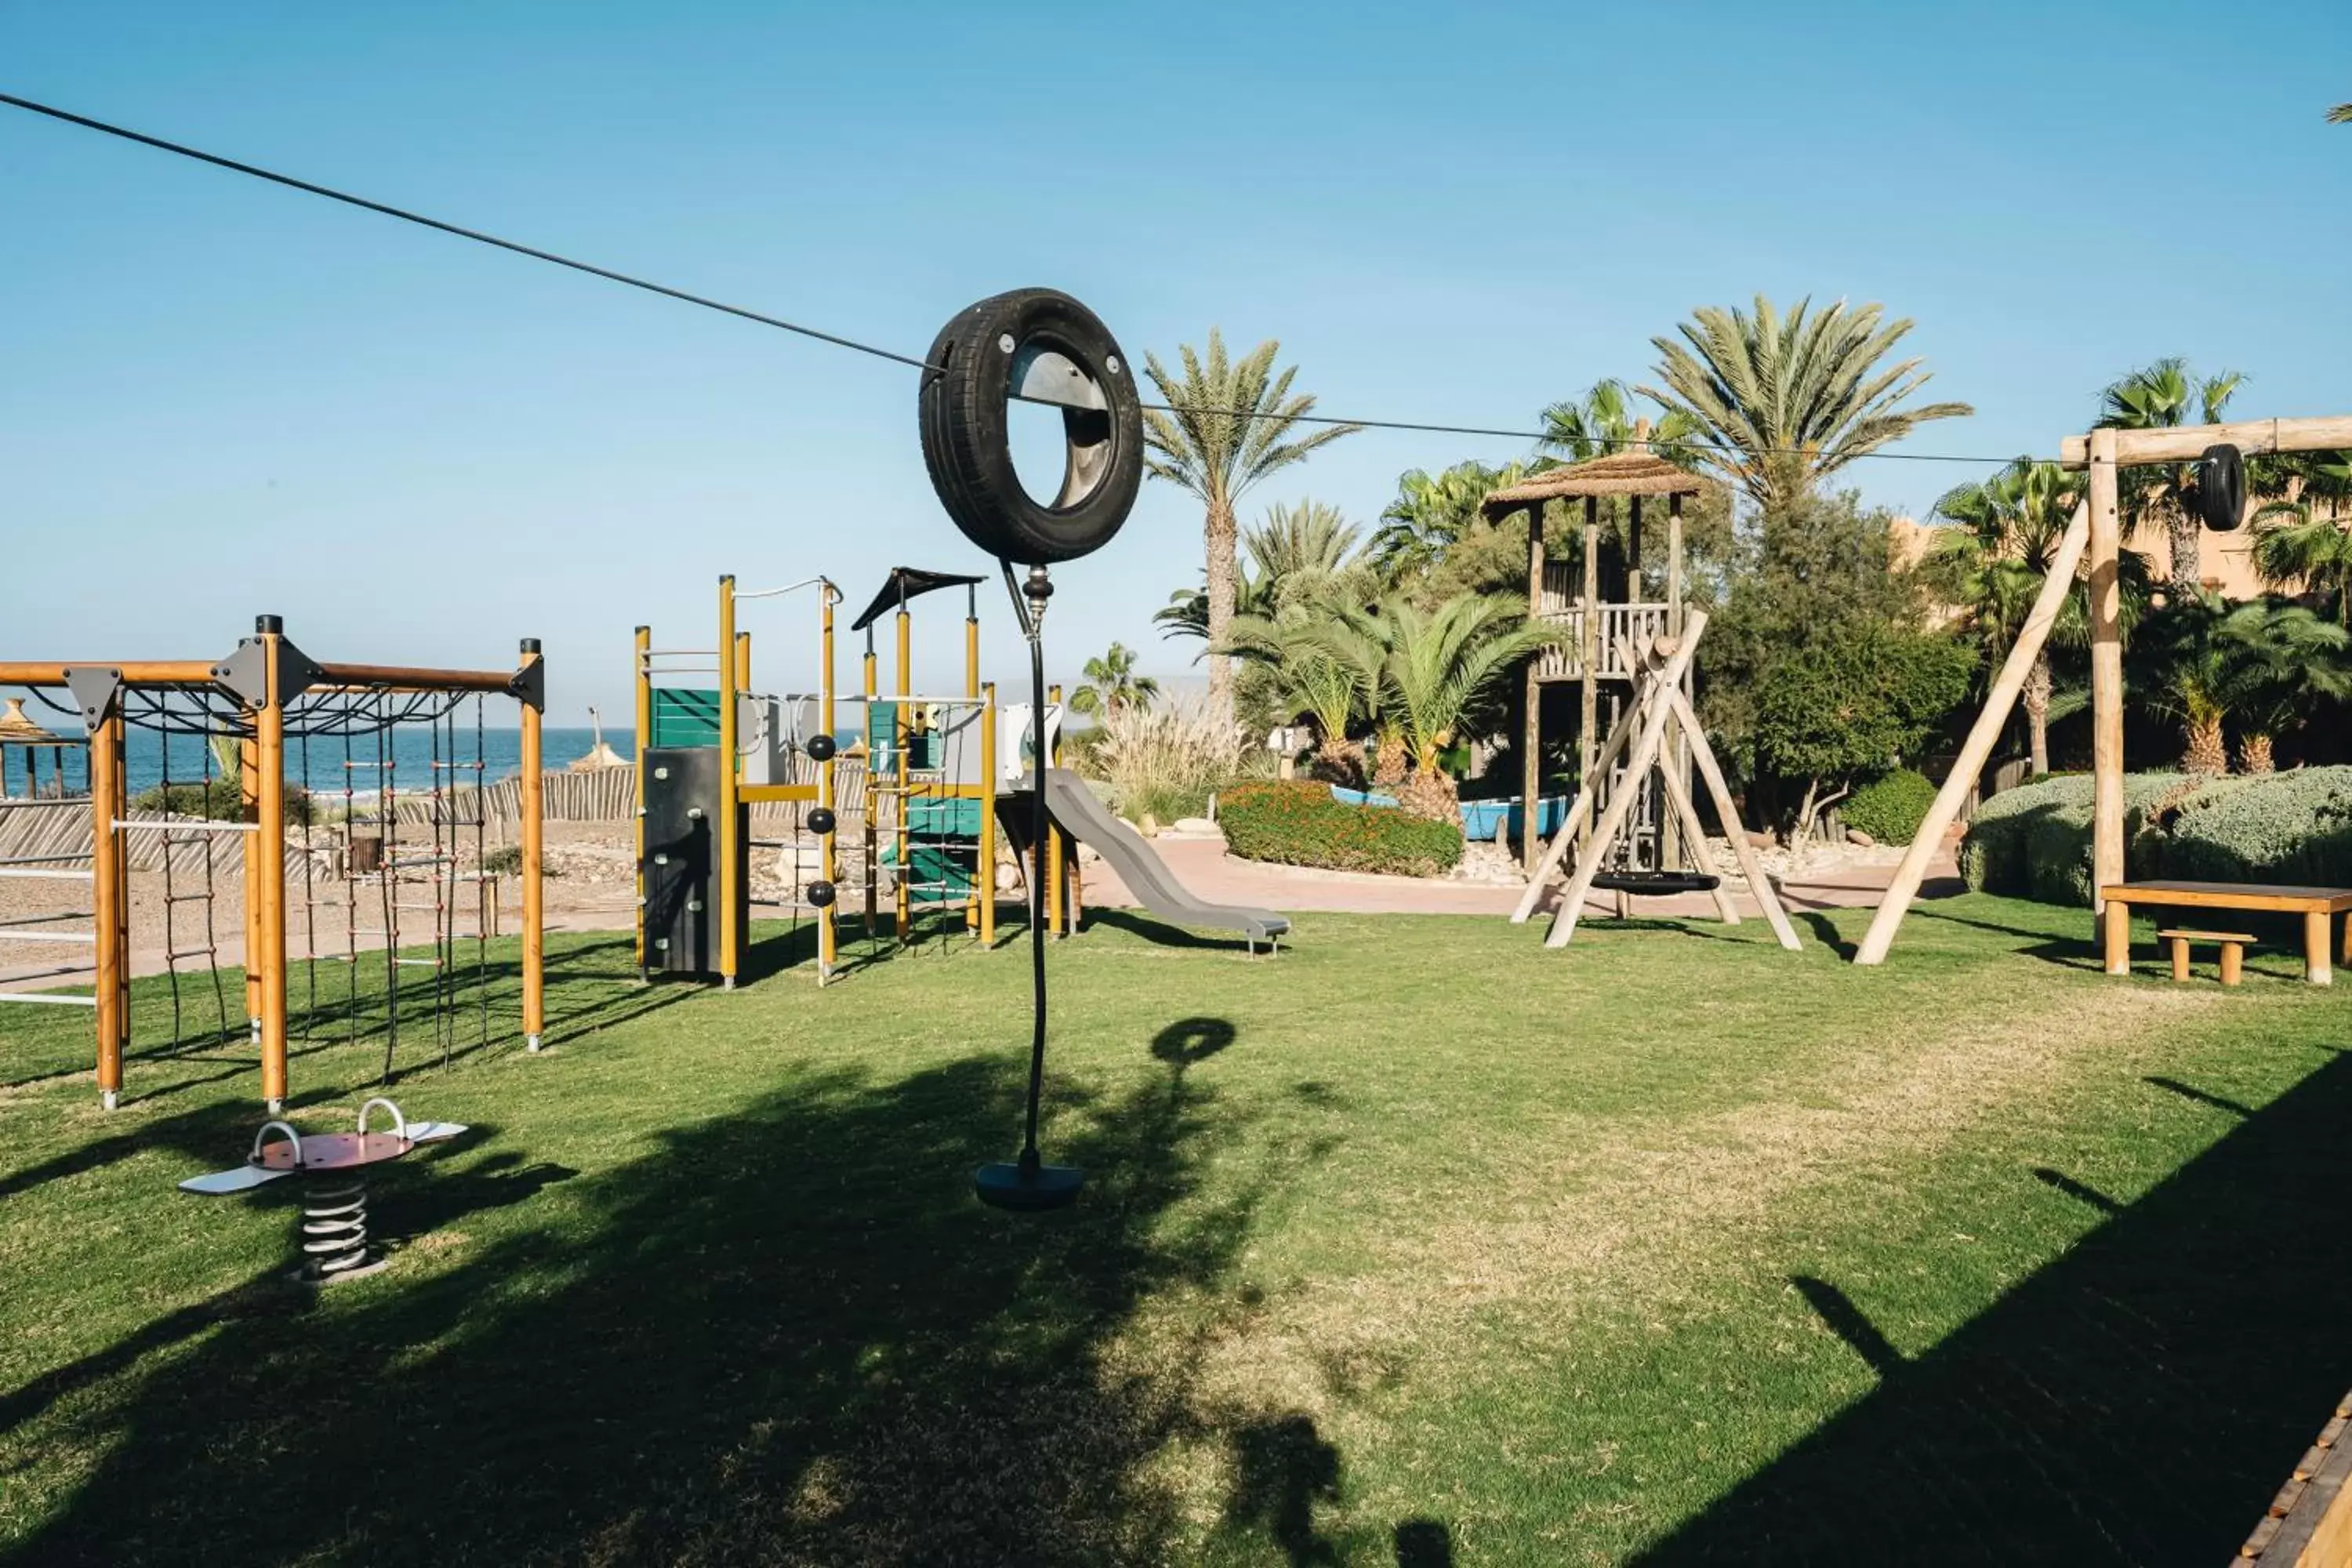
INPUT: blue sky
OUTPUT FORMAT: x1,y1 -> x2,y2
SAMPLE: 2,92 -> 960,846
5,2 -> 2347,719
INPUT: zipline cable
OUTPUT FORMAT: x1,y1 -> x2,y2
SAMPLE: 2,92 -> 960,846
1,89 -> 2024,468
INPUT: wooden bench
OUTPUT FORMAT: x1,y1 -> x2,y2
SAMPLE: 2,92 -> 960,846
2154,927 -> 2252,985
2101,880 -> 2352,986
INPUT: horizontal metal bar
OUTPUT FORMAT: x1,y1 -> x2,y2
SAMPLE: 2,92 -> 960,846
0,797 -> 93,811
0,930 -> 96,944
642,648 -> 720,657
0,991 -> 96,1007
310,661 -> 518,694
116,819 -> 259,833
0,867 -> 93,880
0,911 -> 93,927
0,660 -> 220,687
0,853 -> 94,866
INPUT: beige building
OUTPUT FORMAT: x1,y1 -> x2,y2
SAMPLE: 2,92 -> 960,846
1889,511 -> 2288,601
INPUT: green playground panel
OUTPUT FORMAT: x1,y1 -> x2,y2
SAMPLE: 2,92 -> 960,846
649,688 -> 724,748
866,703 -> 938,772
880,840 -> 977,900
905,796 -> 984,837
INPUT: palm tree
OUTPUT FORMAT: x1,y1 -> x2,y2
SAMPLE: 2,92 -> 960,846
1373,593 -> 1566,819
1067,642 -> 1160,720
1220,603 -> 1370,784
1638,296 -> 1973,519
1926,459 -> 2151,776
1154,499 -> 1372,642
1372,459 -> 1534,581
2131,593 -> 2350,773
2096,358 -> 2247,590
2252,502 -> 2352,625
1540,379 -> 1704,466
2329,102 -> 2351,123
1141,332 -> 1361,725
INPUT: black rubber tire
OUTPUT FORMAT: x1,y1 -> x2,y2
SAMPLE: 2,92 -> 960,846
919,289 -> 1143,564
2196,442 -> 2245,532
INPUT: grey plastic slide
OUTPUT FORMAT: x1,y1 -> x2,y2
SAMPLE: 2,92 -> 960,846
1012,768 -> 1291,946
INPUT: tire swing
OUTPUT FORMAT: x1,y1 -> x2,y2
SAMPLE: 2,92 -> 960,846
918,289 -> 1143,1212
2195,442 -> 2246,532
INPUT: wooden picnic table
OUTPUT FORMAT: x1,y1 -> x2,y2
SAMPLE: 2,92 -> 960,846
2100,880 -> 2352,986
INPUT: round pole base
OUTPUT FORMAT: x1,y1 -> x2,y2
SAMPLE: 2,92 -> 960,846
974,1160 -> 1083,1212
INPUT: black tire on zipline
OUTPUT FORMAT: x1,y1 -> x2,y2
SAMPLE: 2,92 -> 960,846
918,289 -> 1143,564
2196,442 -> 2245,532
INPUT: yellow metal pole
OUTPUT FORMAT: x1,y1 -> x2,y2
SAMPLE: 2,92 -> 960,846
818,586 -> 837,978
979,681 -> 996,949
255,619 -> 289,1112
520,639 -> 546,1048
92,697 -> 125,1109
862,626 -> 877,939
633,624 -> 650,975
1045,683 -> 1064,937
964,595 -> 980,930
717,575 -> 741,986
895,607 -> 911,941
241,733 -> 262,1038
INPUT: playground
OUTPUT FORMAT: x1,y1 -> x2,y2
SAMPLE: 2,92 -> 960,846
2,895 -> 2347,1563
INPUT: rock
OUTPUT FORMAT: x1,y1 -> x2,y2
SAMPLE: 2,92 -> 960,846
1171,816 -> 1217,836
1846,828 -> 1876,848
1139,813 -> 1159,837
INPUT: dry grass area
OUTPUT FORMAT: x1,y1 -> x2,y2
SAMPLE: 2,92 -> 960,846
0,894 -> 2344,1565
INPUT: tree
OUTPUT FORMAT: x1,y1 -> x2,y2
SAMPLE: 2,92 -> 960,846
2095,358 -> 2247,590
1372,459 -> 1544,583
1540,378 -> 1703,466
1751,620 -> 1976,860
2252,502 -> 2352,626
1067,642 -> 1160,721
1638,296 -> 1973,520
1370,592 -> 1565,819
1926,459 -> 2152,776
1154,499 -> 1373,643
2330,102 -> 2351,123
1141,332 -> 1360,725
1219,603 -> 1371,784
2131,593 -> 2352,773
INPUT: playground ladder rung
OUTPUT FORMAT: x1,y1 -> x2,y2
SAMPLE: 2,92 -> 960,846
0,854 -> 95,867
0,929 -> 96,943
429,761 -> 487,770
162,891 -> 219,903
0,912 -> 94,927
164,948 -> 220,961
391,902 -> 441,913
383,857 -> 454,869
0,869 -> 94,880
343,762 -> 395,770
0,991 -> 96,1007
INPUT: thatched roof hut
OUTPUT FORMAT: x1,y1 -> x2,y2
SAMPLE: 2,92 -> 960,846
1481,450 -> 1701,517
0,697 -> 61,745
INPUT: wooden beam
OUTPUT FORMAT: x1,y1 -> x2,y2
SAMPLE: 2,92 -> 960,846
1511,655 -> 1655,924
1855,500 -> 2092,964
2059,414 -> 2352,470
1524,503 -> 1544,877
2089,430 -> 2125,920
1667,686 -> 1802,951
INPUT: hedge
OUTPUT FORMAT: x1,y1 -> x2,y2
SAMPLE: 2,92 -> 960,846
1960,767 -> 2352,904
1219,781 -> 1463,877
1842,768 -> 1936,847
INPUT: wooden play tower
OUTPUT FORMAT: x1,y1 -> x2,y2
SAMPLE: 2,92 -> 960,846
1483,428 -> 1700,879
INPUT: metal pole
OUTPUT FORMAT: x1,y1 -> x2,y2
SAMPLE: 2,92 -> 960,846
717,575 -> 741,986
92,695 -> 125,1109
633,624 -> 650,976
818,586 -> 837,978
255,617 -> 289,1112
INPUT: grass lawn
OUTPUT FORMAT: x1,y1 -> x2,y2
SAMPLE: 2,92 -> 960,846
2,895 -> 2347,1565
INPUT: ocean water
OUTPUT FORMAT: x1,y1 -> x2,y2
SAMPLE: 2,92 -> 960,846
3,729 -> 602,800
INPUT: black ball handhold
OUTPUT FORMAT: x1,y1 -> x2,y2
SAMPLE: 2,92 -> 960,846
804,732 -> 837,763
807,808 -> 837,837
806,880 -> 837,909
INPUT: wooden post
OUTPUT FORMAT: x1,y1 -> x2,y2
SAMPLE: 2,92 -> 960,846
1577,497 -> 1600,852
717,576 -> 742,985
2089,428 -> 2125,916
818,588 -> 837,979
520,640 -> 546,1047
1853,500 -> 2094,965
1668,492 -> 1688,869
2305,909 -> 2333,986
2103,896 -> 2131,977
1510,674 -> 1650,923
633,624 -> 650,976
255,622 -> 289,1112
92,696 -> 125,1109
1523,501 -> 1544,876
1664,686 -> 1802,951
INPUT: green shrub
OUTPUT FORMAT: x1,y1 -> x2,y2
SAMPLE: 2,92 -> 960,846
1959,767 -> 2352,903
1842,768 -> 1937,847
481,844 -> 524,877
130,779 -> 315,824
1220,781 -> 1462,877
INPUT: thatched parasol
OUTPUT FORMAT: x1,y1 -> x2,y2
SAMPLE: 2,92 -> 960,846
569,706 -> 629,771
0,697 -> 61,744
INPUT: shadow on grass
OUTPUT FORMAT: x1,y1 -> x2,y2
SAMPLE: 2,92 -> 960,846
5,1013 -> 1341,1566
1635,1052 -> 2352,1565
1081,909 -> 1266,955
